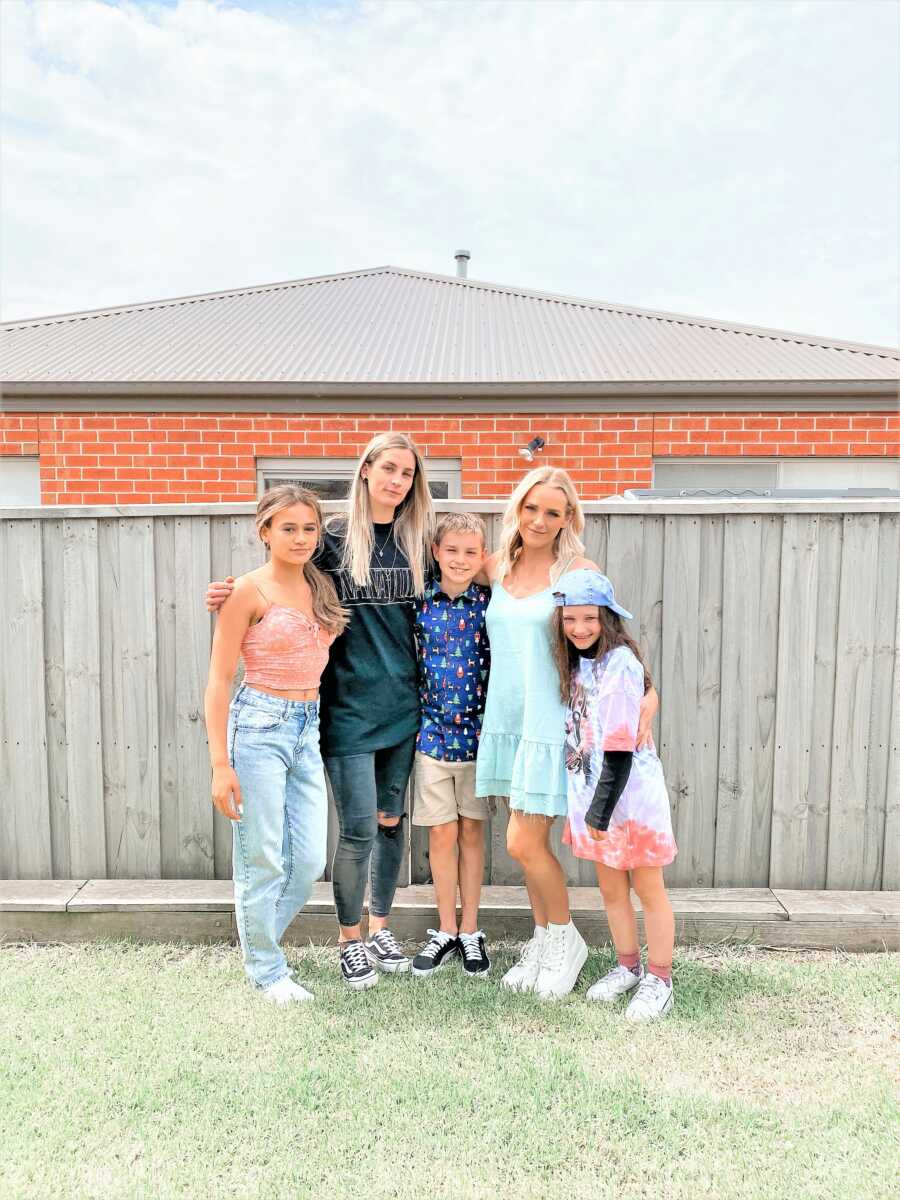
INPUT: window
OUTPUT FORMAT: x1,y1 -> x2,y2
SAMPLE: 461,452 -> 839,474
652,457 -> 900,493
0,457 -> 40,505
257,457 -> 462,499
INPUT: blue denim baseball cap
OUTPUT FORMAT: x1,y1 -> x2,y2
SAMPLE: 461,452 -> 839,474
552,569 -> 633,620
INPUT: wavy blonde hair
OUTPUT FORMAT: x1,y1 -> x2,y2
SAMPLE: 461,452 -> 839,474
328,433 -> 434,596
255,485 -> 349,635
494,466 -> 585,584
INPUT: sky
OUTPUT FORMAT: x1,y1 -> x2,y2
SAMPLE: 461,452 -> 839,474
1,0 -> 898,346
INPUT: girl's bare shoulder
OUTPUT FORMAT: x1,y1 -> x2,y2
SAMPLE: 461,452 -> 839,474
225,571 -> 268,613
564,555 -> 598,572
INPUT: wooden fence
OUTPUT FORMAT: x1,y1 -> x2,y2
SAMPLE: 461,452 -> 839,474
1,500 -> 898,891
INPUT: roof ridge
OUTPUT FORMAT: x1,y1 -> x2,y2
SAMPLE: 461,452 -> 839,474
0,266 -> 397,331
2,264 -> 897,361
379,267 -> 900,360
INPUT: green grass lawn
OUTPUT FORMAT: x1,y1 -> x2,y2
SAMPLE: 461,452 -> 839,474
1,940 -> 897,1200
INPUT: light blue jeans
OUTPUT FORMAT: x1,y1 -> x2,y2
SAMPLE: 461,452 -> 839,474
229,685 -> 328,989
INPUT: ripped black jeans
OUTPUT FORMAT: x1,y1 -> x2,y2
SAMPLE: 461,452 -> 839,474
325,736 -> 416,927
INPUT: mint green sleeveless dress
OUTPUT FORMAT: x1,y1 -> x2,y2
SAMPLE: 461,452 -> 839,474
475,580 -> 568,817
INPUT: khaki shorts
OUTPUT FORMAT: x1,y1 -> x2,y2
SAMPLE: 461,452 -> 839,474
412,752 -> 492,826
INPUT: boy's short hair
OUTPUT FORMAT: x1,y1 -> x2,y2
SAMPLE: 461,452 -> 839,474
433,512 -> 487,548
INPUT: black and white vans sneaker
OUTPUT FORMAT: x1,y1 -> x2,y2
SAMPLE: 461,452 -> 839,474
458,930 -> 491,977
412,929 -> 459,977
340,939 -> 378,990
364,928 -> 411,974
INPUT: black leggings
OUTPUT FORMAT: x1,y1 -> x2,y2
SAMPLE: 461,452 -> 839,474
325,736 -> 416,927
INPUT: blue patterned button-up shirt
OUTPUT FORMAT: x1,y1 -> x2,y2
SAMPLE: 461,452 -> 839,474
415,578 -> 491,763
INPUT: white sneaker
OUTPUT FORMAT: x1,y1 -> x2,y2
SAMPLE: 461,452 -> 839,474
501,927 -> 547,992
262,976 -> 314,1005
534,921 -> 588,1000
586,963 -> 643,1004
624,973 -> 674,1022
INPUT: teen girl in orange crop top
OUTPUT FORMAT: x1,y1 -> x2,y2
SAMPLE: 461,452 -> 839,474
204,486 -> 348,1004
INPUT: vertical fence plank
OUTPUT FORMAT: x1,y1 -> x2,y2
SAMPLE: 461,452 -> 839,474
607,515 -> 643,616
63,518 -> 107,876
229,514 -> 263,578
114,520 -> 162,878
171,517 -> 215,877
695,515 -> 724,883
98,519 -> 125,875
659,516 -> 700,885
41,519 -> 71,877
10,519 -> 52,876
770,516 -> 842,887
869,516 -> 900,888
582,512 -> 608,572
1,520 -> 52,876
155,517 -> 180,877
881,519 -> 900,888
715,516 -> 781,885
806,517 -> 844,880
660,515 -> 722,887
0,523 -> 10,875
639,515 -> 665,708
826,514 -> 882,888
101,518 -> 161,878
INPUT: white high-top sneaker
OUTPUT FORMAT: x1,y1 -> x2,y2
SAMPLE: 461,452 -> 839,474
534,921 -> 588,1000
262,976 -> 314,1004
500,927 -> 547,992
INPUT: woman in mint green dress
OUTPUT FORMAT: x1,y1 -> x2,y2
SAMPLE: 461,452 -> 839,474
476,467 -> 659,999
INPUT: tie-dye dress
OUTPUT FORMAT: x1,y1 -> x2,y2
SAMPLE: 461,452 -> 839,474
562,645 -> 677,870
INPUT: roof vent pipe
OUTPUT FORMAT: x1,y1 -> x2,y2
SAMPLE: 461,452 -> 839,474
455,249 -> 470,278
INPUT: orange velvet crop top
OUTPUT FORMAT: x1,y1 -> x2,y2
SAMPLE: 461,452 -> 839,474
241,601 -> 334,692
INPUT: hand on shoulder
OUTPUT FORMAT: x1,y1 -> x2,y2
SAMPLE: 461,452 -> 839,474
206,575 -> 235,613
476,551 -> 499,586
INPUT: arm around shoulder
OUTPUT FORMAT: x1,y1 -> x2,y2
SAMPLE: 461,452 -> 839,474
476,551 -> 500,586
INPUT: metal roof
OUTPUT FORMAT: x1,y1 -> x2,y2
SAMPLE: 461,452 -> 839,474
2,265 -> 898,389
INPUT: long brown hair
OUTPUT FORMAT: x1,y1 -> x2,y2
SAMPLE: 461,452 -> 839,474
550,605 -> 650,703
255,485 -> 349,635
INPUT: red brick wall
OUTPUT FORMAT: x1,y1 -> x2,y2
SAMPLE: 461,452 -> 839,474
1,410 -> 897,504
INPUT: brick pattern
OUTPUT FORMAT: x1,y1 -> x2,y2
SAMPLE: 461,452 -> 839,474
0,410 -> 896,505
0,414 -> 39,457
653,412 -> 900,458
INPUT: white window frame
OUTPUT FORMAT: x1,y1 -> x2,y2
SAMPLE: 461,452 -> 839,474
652,456 -> 900,491
0,456 -> 41,506
257,456 -> 462,498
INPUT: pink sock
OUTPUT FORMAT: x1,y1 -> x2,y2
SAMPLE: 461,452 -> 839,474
648,961 -> 672,984
617,950 -> 640,973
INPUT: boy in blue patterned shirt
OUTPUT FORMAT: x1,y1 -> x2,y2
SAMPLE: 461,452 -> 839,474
411,513 -> 492,977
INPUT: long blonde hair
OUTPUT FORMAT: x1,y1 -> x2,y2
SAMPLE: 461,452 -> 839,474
329,433 -> 434,596
256,485 -> 349,635
494,466 -> 585,584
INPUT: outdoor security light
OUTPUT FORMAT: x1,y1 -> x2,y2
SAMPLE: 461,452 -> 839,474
518,436 -> 546,462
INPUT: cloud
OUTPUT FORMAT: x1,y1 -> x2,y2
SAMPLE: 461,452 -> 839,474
1,0 -> 897,345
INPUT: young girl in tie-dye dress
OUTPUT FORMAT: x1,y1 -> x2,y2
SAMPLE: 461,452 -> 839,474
550,569 -> 677,1022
